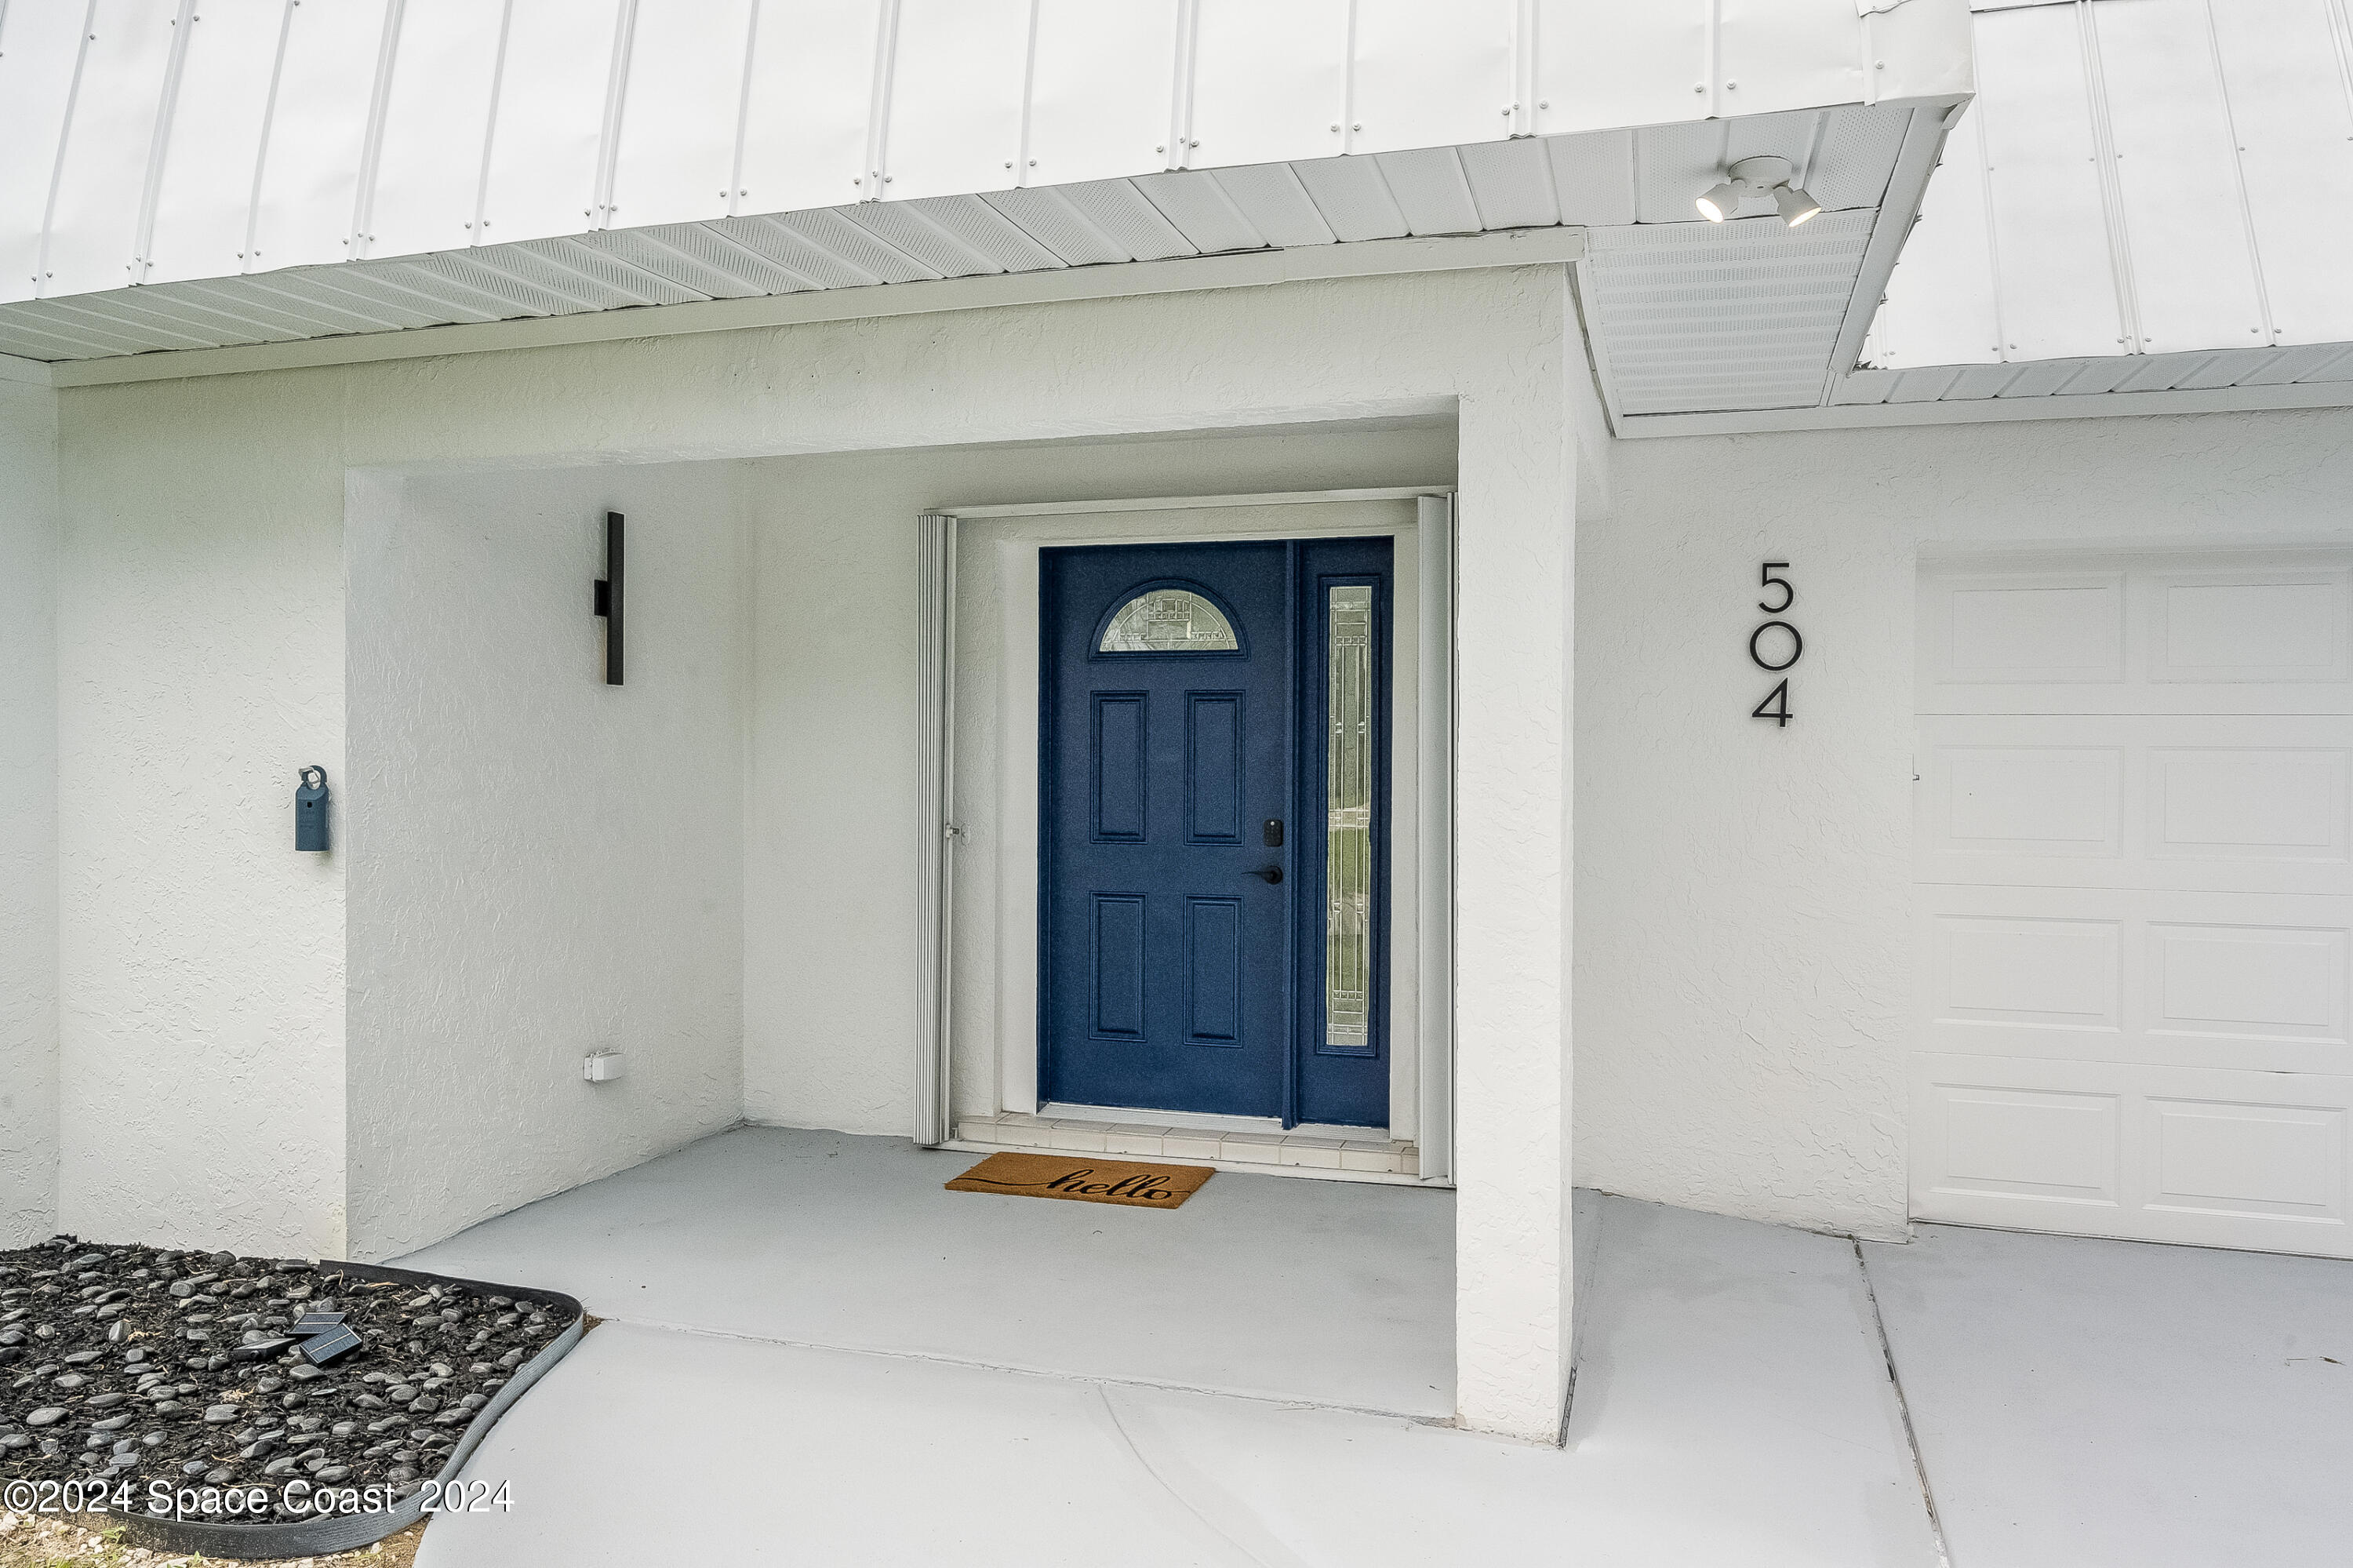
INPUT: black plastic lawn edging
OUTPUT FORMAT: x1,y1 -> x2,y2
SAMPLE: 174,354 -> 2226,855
105,1261 -> 584,1562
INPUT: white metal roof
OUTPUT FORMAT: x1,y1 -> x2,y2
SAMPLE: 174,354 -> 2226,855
1839,0 -> 2353,422
0,0 -> 1974,424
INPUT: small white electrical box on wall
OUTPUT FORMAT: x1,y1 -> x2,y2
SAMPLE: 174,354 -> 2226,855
582,1050 -> 627,1083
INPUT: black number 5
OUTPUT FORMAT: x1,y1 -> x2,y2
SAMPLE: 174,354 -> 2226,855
1758,561 -> 1794,614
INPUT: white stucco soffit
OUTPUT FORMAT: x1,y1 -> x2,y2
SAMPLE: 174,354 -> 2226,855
0,1 -> 1970,423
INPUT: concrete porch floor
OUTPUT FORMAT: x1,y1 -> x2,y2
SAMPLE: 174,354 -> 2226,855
391,1128 -> 2353,1566
396,1126 -> 1455,1416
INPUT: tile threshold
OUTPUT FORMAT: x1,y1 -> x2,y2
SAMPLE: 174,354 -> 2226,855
942,1141 -> 1435,1188
947,1112 -> 1438,1188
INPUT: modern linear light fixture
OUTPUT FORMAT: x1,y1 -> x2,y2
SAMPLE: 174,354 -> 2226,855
1696,156 -> 1823,227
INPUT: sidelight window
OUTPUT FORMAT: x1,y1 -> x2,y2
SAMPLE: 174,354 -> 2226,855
1323,584 -> 1374,1051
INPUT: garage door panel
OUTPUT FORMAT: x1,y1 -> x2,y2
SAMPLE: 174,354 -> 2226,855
2151,746 -> 2349,866
1920,550 -> 2353,715
1913,1053 -> 2353,1255
1917,715 -> 2352,894
2147,1095 -> 2346,1224
1929,913 -> 2122,1031
1922,1075 -> 2122,1208
1928,744 -> 2123,860
1917,889 -> 2351,1075
2151,570 -> 2353,686
1920,571 -> 2127,693
2151,922 -> 2348,1048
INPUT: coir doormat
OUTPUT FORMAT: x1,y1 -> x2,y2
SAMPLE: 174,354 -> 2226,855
946,1151 -> 1214,1209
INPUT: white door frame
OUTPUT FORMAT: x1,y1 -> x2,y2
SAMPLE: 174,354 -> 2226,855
914,488 -> 1457,1183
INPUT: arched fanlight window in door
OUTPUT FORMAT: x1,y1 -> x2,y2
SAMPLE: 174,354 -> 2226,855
1096,585 -> 1240,653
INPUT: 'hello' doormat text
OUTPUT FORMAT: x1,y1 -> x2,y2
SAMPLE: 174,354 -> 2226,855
945,1151 -> 1214,1209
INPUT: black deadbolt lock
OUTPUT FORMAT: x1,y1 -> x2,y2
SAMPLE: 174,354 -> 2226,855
1263,818 -> 1284,848
296,766 -> 330,853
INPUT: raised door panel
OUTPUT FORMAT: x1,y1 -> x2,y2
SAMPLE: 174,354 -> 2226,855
1184,898 -> 1242,1047
2149,571 -> 2352,686
1917,715 -> 2353,896
1088,894 -> 1146,1041
1913,1053 -> 2352,1255
1919,552 -> 2353,715
1184,693 -> 1243,845
1090,694 -> 1147,842
1915,886 -> 2352,1075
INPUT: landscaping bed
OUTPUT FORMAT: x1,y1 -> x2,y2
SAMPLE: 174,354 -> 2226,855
0,1237 -> 580,1558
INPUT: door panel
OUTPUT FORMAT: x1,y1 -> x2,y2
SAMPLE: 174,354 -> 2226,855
1040,537 -> 1393,1126
1042,543 -> 1292,1118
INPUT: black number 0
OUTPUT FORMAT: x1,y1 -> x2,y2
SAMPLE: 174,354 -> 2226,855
1749,620 -> 1802,671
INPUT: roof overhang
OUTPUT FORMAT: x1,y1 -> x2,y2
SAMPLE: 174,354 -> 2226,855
1635,0 -> 2353,440
0,0 -> 1975,423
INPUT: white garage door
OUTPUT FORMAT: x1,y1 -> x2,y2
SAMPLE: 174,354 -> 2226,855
1911,548 -> 2353,1257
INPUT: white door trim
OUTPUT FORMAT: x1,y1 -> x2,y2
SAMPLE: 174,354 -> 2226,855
915,489 -> 1457,1184
914,512 -> 958,1147
1416,493 -> 1457,1180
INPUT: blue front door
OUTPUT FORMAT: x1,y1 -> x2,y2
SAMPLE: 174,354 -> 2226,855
1038,537 -> 1391,1127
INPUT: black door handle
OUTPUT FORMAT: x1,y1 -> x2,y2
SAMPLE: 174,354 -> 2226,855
1248,865 -> 1283,884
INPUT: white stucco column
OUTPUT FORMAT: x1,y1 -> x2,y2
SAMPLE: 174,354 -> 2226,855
1451,297 -> 1577,1441
0,375 -> 61,1249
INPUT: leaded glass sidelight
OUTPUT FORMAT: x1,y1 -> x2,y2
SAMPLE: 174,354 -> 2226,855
1324,585 -> 1375,1051
1098,588 -> 1238,652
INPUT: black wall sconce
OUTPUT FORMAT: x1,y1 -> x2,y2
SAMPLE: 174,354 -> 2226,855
295,766 -> 330,852
593,510 -> 624,686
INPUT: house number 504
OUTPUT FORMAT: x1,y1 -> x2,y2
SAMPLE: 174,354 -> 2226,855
1750,562 -> 1800,727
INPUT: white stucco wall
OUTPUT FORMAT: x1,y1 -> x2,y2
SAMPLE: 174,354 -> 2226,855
345,463 -> 748,1261
0,377 -> 60,1246
741,426 -> 1455,1137
1576,408 -> 2353,1241
53,267 -> 1582,1439
56,369 -> 349,1257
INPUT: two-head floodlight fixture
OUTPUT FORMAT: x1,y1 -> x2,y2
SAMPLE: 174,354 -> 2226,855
1696,156 -> 1822,228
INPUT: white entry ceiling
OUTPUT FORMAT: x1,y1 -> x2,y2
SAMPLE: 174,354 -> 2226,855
0,0 -> 1973,424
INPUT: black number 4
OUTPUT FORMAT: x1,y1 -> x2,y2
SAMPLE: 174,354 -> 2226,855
1752,678 -> 1791,727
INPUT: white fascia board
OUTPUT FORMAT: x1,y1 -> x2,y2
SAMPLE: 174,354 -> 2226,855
1615,374 -> 2353,437
45,227 -> 1586,388
1815,98 -> 1970,403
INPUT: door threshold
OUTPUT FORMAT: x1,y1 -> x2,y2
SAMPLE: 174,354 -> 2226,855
1042,1101 -> 1380,1141
953,1110 -> 1423,1181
